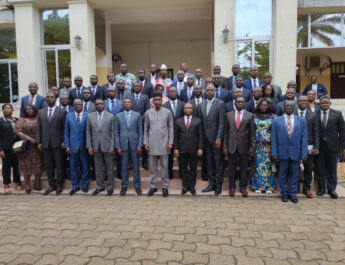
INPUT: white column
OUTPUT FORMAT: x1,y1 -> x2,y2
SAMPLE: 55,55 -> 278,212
272,0 -> 297,93
213,0 -> 236,77
13,2 -> 43,97
68,0 -> 96,84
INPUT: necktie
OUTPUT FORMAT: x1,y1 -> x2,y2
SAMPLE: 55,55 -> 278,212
98,113 -> 102,125
186,116 -> 190,130
136,95 -> 139,105
29,95 -> 34,105
77,88 -> 80,98
84,102 -> 88,112
77,113 -> 81,125
48,108 -> 53,122
140,82 -> 144,93
111,100 -> 115,113
92,87 -> 95,97
126,112 -> 130,127
197,79 -> 200,85
236,111 -> 241,129
300,111 -> 304,118
188,88 -> 191,100
172,101 -> 176,117
253,79 -> 257,88
196,99 -> 200,108
287,116 -> 292,137
206,101 -> 211,116
63,106 -> 68,113
179,83 -> 182,95
216,88 -> 220,99
233,77 -> 237,89
322,111 -> 327,128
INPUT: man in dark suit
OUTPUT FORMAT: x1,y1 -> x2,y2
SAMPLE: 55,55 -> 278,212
145,64 -> 160,87
316,96 -> 345,199
223,97 -> 256,197
36,92 -> 67,195
64,99 -> 89,195
279,81 -> 300,102
194,68 -> 205,90
200,84 -> 226,195
137,68 -> 154,99
101,72 -> 116,100
262,72 -> 282,101
227,64 -> 241,91
271,101 -> 308,203
229,76 -> 252,102
246,86 -> 263,113
303,76 -> 328,98
81,88 -> 96,113
163,87 -> 185,179
59,94 -> 74,113
86,99 -> 115,196
226,88 -> 242,113
295,95 -> 319,198
68,75 -> 86,106
171,70 -> 187,98
20,82 -> 45,116
116,79 -> 131,100
211,75 -> 230,103
180,76 -> 195,102
88,75 -> 104,101
213,65 -> 229,90
243,66 -> 264,91
276,88 -> 298,116
174,103 -> 203,195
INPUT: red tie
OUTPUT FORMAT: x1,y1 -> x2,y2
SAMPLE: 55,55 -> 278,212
287,116 -> 292,137
140,82 -> 144,93
236,111 -> 241,129
186,116 -> 190,130
29,95 -> 34,105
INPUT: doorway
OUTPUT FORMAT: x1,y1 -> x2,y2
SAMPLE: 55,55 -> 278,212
331,62 -> 345,98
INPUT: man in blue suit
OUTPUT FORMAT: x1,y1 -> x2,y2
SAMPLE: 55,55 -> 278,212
303,76 -> 328,98
180,76 -> 195,102
243,66 -> 264,91
210,75 -> 230,103
64,99 -> 90,194
271,101 -> 308,203
115,98 -> 143,196
20,82 -> 45,116
229,76 -> 252,102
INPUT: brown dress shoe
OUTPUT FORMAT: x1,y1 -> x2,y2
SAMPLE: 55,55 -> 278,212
56,187 -> 63,195
135,187 -> 142,195
303,190 -> 313,198
120,187 -> 127,196
43,187 -> 56,195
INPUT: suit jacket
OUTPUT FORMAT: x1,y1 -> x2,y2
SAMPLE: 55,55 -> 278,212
303,83 -> 328,96
58,104 -> 74,114
162,100 -> 185,122
20,94 -> 45,116
223,110 -> 256,154
64,112 -> 88,153
271,115 -> 308,160
145,74 -> 160,86
225,100 -> 236,113
104,98 -> 124,116
68,86 -> 87,106
180,87 -> 195,102
170,81 -> 187,98
115,111 -> 143,151
116,90 -> 131,100
275,100 -> 298,116
220,75 -> 229,90
101,83 -> 116,99
245,99 -> 258,113
174,116 -> 203,154
83,101 -> 96,113
207,87 -> 230,103
86,111 -> 115,152
0,116 -> 18,151
36,107 -> 66,149
243,78 -> 264,91
88,85 -> 104,101
188,98 -> 203,118
194,78 -> 205,90
131,80 -> 154,99
294,108 -> 319,149
308,103 -> 320,112
128,93 -> 150,116
200,98 -> 226,144
261,83 -> 282,100
229,87 -> 252,102
227,75 -> 241,90
316,109 -> 345,153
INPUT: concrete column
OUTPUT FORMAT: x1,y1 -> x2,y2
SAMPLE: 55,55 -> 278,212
272,0 -> 297,93
213,0 -> 236,77
13,2 -> 43,97
68,0 -> 96,85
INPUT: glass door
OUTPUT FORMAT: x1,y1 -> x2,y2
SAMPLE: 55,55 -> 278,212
0,60 -> 18,103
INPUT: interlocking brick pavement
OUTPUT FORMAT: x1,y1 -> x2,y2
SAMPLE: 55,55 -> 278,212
0,195 -> 345,264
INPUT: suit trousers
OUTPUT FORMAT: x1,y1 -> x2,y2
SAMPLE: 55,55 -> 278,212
62,149 -> 69,179
168,146 -> 174,178
121,150 -> 141,188
179,153 -> 198,187
204,140 -> 224,188
94,149 -> 114,188
2,150 -> 20,185
318,141 -> 338,192
302,154 -> 313,191
149,154 -> 169,189
228,148 -> 249,190
70,150 -> 90,190
115,152 -> 122,178
278,159 -> 300,197
43,145 -> 64,188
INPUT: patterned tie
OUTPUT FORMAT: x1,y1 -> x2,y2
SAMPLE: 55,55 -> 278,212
253,79 -> 257,88
172,101 -> 176,117
287,116 -> 292,137
29,95 -> 34,105
48,108 -> 53,123
186,116 -> 190,130
236,111 -> 241,129
77,113 -> 81,126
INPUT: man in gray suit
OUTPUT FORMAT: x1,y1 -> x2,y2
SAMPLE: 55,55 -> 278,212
82,88 -> 96,113
262,72 -> 282,101
86,99 -> 115,196
223,97 -> 256,197
194,68 -> 205,90
144,93 -> 174,197
200,84 -> 226,195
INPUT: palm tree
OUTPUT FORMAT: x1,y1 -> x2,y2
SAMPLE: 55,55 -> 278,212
297,14 -> 342,47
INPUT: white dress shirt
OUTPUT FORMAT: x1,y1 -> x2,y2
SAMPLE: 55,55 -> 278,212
184,115 -> 192,126
29,94 -> 37,105
150,74 -> 156,86
170,99 -> 177,110
47,105 -> 57,119
297,108 -> 306,118
75,111 -> 83,120
284,114 -> 295,132
251,78 -> 259,89
177,81 -> 184,95
311,83 -> 318,92
235,109 -> 244,121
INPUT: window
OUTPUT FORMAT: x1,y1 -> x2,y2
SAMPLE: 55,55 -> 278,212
0,29 -> 16,59
42,9 -> 70,45
0,61 -> 18,103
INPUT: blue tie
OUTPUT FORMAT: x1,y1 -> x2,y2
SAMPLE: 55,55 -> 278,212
216,88 -> 220,99
111,100 -> 115,114
172,101 -> 176,117
253,79 -> 257,89
136,95 -> 139,105
77,88 -> 80,98
232,77 -> 237,89
84,102 -> 88,112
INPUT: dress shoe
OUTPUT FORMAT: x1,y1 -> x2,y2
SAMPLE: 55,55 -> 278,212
82,187 -> 88,193
25,189 -> 31,195
56,187 -> 63,195
181,186 -> 188,195
135,187 -> 142,195
107,186 -> 113,196
92,187 -> 105,196
202,185 -> 216,193
190,187 -> 196,196
229,188 -> 235,197
43,187 -> 56,195
240,190 -> 248,197
329,191 -> 338,199
281,196 -> 289,202
290,196 -> 298,203
120,187 -> 127,196
215,187 -> 222,196
303,190 -> 313,198
162,188 -> 169,197
317,190 -> 325,196
147,188 -> 158,196
69,188 -> 79,195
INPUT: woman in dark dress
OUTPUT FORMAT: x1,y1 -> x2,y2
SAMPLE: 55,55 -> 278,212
14,104 -> 43,194
0,104 -> 21,194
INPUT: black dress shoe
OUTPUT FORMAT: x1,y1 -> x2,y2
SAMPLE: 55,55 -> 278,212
190,187 -> 196,196
69,188 -> 79,195
181,186 -> 188,195
215,187 -> 222,196
329,191 -> 339,199
107,187 -> 113,196
162,188 -> 169,197
92,187 -> 105,196
281,196 -> 289,202
317,190 -> 325,196
290,196 -> 298,203
147,188 -> 158,196
82,187 -> 88,193
202,185 -> 216,193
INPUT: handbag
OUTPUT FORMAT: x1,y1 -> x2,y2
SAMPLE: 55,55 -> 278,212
12,140 -> 30,153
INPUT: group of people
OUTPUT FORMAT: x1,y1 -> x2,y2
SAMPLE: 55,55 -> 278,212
1,62 -> 344,203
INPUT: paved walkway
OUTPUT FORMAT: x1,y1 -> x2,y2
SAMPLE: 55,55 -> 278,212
0,195 -> 344,265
